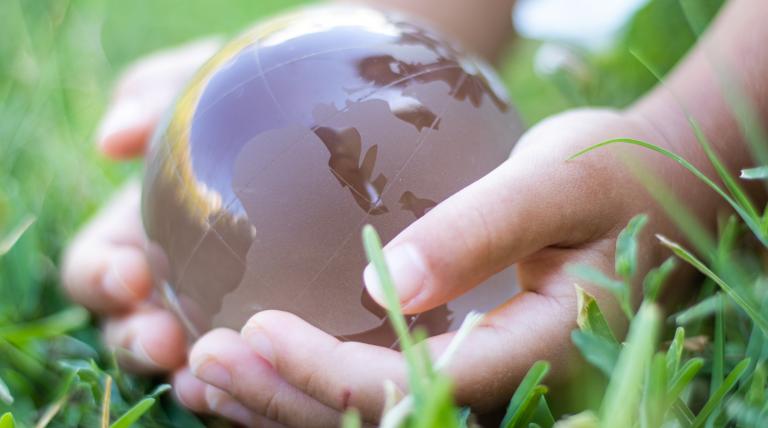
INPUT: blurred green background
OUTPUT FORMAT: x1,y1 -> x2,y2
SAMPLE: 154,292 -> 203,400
0,0 -> 723,425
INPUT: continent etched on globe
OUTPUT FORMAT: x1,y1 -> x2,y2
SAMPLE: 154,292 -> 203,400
142,5 -> 523,346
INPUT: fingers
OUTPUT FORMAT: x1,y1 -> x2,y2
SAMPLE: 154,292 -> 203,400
103,305 -> 187,373
174,367 -> 288,427
204,386 -> 286,427
189,329 -> 341,428
239,278 -> 578,421
98,38 -> 221,159
241,311 -> 405,420
172,367 -> 210,413
363,109 -> 634,314
62,183 -> 153,313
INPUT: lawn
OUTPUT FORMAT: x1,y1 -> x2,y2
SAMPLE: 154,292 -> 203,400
6,0 -> 768,427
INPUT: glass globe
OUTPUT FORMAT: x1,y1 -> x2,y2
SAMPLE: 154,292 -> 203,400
142,5 -> 522,346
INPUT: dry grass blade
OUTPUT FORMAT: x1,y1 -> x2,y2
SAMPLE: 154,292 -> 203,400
101,375 -> 112,428
34,394 -> 68,428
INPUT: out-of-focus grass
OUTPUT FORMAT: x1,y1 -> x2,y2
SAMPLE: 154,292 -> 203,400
0,0 -> 729,426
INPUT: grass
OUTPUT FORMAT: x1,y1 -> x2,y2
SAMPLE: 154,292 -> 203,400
8,0 -> 768,427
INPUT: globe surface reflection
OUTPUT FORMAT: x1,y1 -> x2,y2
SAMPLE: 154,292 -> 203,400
142,5 -> 523,346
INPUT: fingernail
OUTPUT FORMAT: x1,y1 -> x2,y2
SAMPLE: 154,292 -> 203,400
241,325 -> 275,367
191,357 -> 232,391
97,98 -> 146,144
205,388 -> 254,426
363,243 -> 427,307
130,337 -> 161,368
102,255 -> 138,303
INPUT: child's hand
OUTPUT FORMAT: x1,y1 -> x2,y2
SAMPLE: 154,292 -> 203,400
188,107 -> 715,426
61,39 -> 247,417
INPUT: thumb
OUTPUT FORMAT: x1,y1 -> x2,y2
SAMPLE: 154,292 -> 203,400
363,110 -> 628,314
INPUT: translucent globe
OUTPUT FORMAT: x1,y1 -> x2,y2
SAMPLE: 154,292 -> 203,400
142,5 -> 522,346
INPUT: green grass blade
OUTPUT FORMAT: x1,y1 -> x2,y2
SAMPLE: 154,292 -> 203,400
109,383 -> 170,428
0,413 -> 13,428
571,331 -> 619,377
643,257 -> 677,302
0,215 -> 35,257
672,293 -> 722,325
710,296 -> 725,397
341,409 -> 362,428
688,118 -> 760,222
746,362 -> 765,406
570,139 -> 767,246
0,307 -> 89,343
657,235 -> 768,335
531,397 -> 556,428
110,398 -> 156,428
642,353 -> 667,428
413,376 -> 460,428
691,358 -> 751,428
667,358 -> 705,400
575,285 -> 617,343
503,386 -> 548,428
568,265 -> 631,320
501,361 -> 550,428
362,225 -> 425,399
740,166 -> 768,180
666,327 -> 685,376
671,399 -> 695,428
601,304 -> 661,428
630,47 -> 762,225
0,375 -> 12,405
615,214 -> 648,282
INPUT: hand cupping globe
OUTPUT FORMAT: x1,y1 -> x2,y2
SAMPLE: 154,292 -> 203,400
142,5 -> 522,346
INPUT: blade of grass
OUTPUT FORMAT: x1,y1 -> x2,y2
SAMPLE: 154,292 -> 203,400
666,327 -> 685,377
689,118 -> 760,222
657,235 -> 768,335
667,358 -> 705,400
671,400 -> 695,428
413,376 -> 460,428
568,265 -> 631,320
0,215 -> 35,257
672,293 -> 722,325
531,396 -> 556,428
615,214 -> 648,282
35,394 -> 68,428
575,285 -> 617,343
740,166 -> 768,180
710,296 -> 725,398
691,358 -> 751,428
642,353 -> 667,428
629,49 -> 762,226
0,413 -> 13,428
501,361 -> 550,428
0,307 -> 89,343
341,409 -> 361,428
0,375 -> 12,405
570,139 -> 766,247
362,225 -> 425,399
571,330 -> 619,377
643,257 -> 677,302
101,375 -> 112,428
108,384 -> 171,428
601,304 -> 661,428
110,398 -> 157,428
746,362 -> 765,406
503,386 -> 548,428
